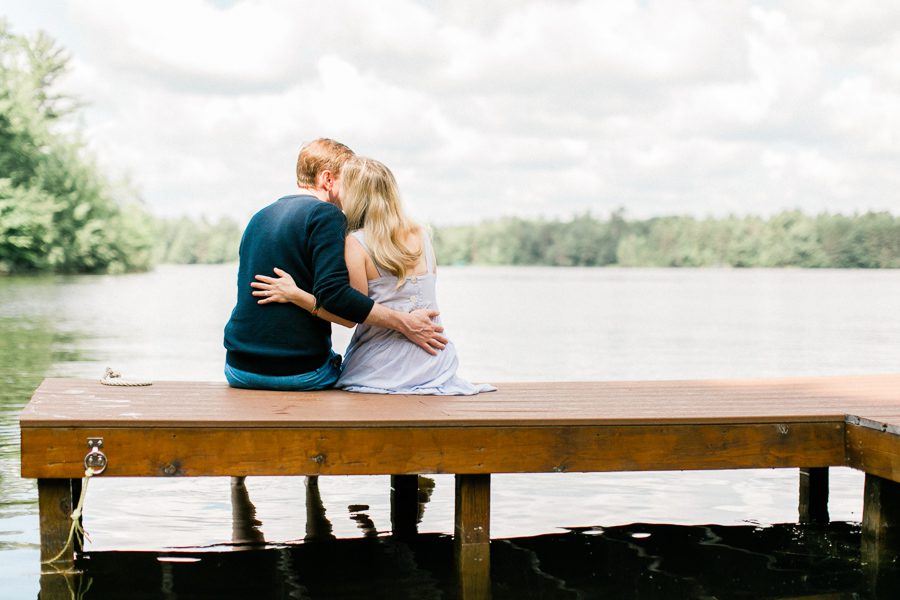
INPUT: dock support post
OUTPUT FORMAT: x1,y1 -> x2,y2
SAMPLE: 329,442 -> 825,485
798,467 -> 829,523
390,475 -> 419,539
39,478 -> 86,599
455,474 -> 491,599
862,473 -> 900,592
70,477 -> 83,554
38,478 -> 76,570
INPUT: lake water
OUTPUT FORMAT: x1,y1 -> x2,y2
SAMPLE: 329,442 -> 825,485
2,265 -> 900,598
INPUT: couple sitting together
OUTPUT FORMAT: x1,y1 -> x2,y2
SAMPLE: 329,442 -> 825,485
223,138 -> 494,396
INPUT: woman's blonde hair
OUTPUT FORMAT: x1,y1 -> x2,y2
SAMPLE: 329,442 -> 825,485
341,156 -> 423,285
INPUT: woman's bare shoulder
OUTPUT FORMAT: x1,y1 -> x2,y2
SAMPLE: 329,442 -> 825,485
345,231 -> 380,279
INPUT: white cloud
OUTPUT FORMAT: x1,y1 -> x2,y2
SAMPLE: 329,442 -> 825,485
821,76 -> 900,154
70,0 -> 303,89
4,0 -> 899,224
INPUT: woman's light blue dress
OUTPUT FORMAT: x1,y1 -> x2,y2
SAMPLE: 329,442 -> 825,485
337,230 -> 495,395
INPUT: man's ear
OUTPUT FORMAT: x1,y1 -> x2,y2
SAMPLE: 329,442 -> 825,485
319,170 -> 334,191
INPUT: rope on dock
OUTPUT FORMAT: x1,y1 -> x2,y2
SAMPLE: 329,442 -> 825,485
100,367 -> 152,386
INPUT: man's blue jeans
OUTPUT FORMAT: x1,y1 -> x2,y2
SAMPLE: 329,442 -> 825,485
224,351 -> 342,391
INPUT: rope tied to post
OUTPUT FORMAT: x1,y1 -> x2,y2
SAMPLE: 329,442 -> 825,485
40,468 -> 94,572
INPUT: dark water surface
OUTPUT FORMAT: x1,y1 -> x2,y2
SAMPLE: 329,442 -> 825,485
70,523 -> 899,599
2,266 -> 900,598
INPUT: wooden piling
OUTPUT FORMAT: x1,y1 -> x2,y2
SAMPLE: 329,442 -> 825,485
862,473 -> 900,594
798,467 -> 829,523
862,474 -> 900,561
38,478 -> 75,570
455,474 -> 491,599
70,477 -> 83,554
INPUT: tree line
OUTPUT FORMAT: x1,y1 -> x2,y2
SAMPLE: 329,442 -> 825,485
432,210 -> 900,268
155,208 -> 900,269
153,216 -> 242,264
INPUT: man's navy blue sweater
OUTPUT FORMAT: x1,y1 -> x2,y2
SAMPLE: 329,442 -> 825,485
224,195 -> 374,375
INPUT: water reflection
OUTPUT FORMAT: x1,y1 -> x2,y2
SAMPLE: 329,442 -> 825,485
62,522 -> 898,599
230,475 -> 438,546
304,476 -> 336,543
230,477 -> 265,546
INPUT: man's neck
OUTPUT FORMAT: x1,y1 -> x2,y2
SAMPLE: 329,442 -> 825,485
297,187 -> 328,202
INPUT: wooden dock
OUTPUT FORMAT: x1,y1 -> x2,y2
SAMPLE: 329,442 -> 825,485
20,374 -> 900,597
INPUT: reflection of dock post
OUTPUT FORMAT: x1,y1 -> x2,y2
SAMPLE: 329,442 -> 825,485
231,476 -> 265,545
798,467 -> 829,523
862,473 -> 900,592
455,474 -> 491,599
304,475 -> 334,541
390,474 -> 419,538
39,572 -> 86,600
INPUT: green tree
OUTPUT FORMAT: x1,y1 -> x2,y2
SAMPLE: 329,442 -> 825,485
0,21 -> 154,274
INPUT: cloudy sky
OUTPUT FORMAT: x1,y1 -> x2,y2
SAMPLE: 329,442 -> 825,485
4,1 -> 900,225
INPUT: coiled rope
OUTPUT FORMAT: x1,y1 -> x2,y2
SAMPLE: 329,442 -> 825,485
100,367 -> 152,386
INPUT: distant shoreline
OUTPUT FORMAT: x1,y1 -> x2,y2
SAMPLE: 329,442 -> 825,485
432,210 -> 900,269
3,209 -> 897,275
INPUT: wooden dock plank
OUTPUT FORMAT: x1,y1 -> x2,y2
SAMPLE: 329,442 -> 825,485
20,374 -> 900,428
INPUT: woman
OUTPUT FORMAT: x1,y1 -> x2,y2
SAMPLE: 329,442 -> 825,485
251,156 -> 494,395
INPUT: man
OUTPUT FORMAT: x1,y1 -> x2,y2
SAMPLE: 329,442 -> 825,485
223,138 -> 446,390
